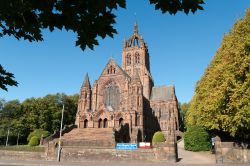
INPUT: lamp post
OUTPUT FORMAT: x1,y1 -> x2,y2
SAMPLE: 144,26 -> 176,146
5,127 -> 10,146
17,131 -> 20,146
57,103 -> 64,162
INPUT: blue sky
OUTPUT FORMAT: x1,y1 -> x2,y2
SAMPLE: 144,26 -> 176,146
0,0 -> 249,103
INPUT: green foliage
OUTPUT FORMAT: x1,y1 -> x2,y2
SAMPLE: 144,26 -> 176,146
179,102 -> 190,130
0,65 -> 18,91
149,0 -> 204,14
187,9 -> 250,141
28,136 -> 39,146
184,126 -> 210,151
27,129 -> 50,142
179,102 -> 190,120
0,93 -> 78,145
152,131 -> 166,143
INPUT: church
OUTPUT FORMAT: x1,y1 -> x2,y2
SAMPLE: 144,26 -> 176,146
63,23 -> 181,145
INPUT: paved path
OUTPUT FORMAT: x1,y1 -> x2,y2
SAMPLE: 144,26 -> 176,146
177,139 -> 215,165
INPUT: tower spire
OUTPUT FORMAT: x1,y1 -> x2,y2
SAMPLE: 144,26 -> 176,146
134,21 -> 138,34
83,73 -> 91,88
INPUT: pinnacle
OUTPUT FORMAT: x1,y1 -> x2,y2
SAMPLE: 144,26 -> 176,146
134,21 -> 138,34
83,73 -> 91,88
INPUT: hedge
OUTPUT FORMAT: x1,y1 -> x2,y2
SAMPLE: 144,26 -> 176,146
184,126 -> 211,151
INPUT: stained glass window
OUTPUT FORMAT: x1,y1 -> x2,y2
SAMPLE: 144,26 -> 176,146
104,83 -> 120,110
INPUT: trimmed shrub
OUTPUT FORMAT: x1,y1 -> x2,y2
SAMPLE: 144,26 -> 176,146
152,131 -> 166,143
28,136 -> 39,146
27,129 -> 50,142
184,126 -> 211,151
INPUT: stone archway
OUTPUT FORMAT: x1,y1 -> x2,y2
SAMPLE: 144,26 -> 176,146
98,118 -> 102,128
103,118 -> 108,128
137,129 -> 142,142
119,118 -> 124,126
84,119 -> 88,128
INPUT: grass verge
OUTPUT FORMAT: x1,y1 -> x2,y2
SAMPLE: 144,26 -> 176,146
0,145 -> 45,152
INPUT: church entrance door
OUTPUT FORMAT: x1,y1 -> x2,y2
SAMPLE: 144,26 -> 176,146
119,118 -> 124,126
103,118 -> 108,128
98,119 -> 102,128
84,119 -> 88,128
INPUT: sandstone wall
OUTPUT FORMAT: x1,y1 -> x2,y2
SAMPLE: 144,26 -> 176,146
215,137 -> 249,164
0,150 -> 45,161
0,143 -> 177,162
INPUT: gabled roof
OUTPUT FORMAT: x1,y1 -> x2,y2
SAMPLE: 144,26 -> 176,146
99,58 -> 130,79
150,85 -> 175,101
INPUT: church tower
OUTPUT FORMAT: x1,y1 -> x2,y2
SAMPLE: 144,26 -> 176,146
122,22 -> 154,99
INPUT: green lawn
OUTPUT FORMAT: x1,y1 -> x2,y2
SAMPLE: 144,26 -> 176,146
0,145 -> 45,152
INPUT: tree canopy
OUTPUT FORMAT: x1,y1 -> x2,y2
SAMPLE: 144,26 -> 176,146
0,93 -> 78,145
0,65 -> 18,91
186,9 -> 250,141
0,0 -> 204,91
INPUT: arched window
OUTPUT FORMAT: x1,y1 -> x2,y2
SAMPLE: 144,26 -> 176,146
126,54 -> 131,65
137,115 -> 140,126
84,119 -> 88,128
108,65 -> 116,74
119,118 -> 124,126
104,83 -> 120,110
98,118 -> 102,128
103,118 -> 108,128
135,52 -> 140,64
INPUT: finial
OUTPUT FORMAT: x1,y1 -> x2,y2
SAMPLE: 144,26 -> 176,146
110,54 -> 114,60
134,13 -> 138,34
134,21 -> 138,34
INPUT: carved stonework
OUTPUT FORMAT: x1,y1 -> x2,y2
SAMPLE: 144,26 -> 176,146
73,23 -> 181,143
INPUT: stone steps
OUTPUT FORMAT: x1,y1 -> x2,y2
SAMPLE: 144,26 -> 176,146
61,128 -> 114,147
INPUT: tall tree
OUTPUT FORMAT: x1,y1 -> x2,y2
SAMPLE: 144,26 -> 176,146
179,102 -> 190,129
187,9 -> 250,141
0,0 -> 204,90
0,99 -> 21,145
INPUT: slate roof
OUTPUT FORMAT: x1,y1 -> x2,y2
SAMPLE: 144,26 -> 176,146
150,86 -> 174,101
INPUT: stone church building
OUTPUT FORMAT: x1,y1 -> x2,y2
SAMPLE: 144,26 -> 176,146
66,23 -> 181,144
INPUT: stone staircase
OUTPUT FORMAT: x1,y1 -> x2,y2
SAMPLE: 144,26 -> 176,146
61,128 -> 115,147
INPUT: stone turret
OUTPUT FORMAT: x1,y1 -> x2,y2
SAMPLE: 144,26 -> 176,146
75,73 -> 92,127
80,73 -> 92,112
